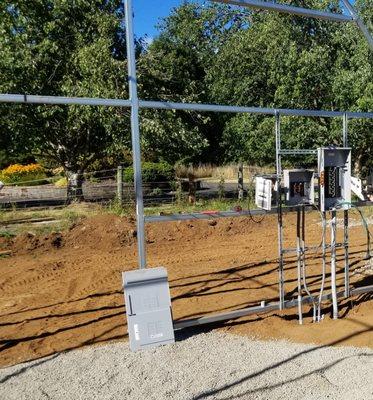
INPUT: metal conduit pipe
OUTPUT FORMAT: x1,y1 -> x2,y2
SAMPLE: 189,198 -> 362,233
212,0 -> 353,22
330,211 -> 339,319
317,212 -> 327,322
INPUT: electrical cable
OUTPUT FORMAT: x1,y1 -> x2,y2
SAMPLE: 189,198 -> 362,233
337,201 -> 372,259
307,203 -> 327,322
247,175 -> 267,223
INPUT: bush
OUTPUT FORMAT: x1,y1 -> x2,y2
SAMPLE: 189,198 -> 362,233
54,177 -> 68,187
123,162 -> 174,183
0,163 -> 47,186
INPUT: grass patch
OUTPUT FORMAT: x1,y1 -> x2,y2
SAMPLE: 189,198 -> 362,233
0,203 -> 103,236
144,198 -> 255,216
0,231 -> 16,239
175,163 -> 272,181
1,199 -> 370,238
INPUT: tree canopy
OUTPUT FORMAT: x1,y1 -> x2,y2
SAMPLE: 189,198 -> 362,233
0,0 -> 372,178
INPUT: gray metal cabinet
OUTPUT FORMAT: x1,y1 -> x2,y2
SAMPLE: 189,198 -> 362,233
123,267 -> 175,351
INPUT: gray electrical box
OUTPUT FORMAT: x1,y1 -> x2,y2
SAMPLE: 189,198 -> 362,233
318,147 -> 351,212
283,169 -> 315,206
123,267 -> 175,351
255,176 -> 277,211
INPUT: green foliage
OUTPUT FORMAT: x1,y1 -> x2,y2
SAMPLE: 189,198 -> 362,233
0,231 -> 16,239
208,0 -> 372,166
0,0 -> 131,181
218,175 -> 225,200
123,162 -> 174,183
138,3 -> 249,164
0,0 -> 372,174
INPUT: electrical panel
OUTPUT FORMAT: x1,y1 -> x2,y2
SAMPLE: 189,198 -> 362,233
318,147 -> 351,212
255,176 -> 277,211
123,267 -> 175,351
283,169 -> 315,206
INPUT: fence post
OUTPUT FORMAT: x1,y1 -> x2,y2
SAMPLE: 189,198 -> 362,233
238,162 -> 244,200
117,165 -> 123,204
188,173 -> 196,204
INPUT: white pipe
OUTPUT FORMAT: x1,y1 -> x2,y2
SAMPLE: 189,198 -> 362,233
296,209 -> 303,324
330,210 -> 339,319
212,0 -> 353,22
124,0 -> 147,269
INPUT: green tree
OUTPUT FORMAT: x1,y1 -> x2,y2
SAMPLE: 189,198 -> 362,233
331,0 -> 373,175
0,0 -> 132,201
209,0 -> 372,167
138,2 -> 250,164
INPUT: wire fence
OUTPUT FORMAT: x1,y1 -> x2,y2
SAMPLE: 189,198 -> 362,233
0,166 -> 252,210
1,165 -> 371,211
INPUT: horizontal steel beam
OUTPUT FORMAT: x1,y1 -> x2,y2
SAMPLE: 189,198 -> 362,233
145,208 -> 278,223
139,100 -> 373,119
173,284 -> 373,330
0,94 -> 131,107
212,0 -> 353,22
279,149 -> 317,155
144,201 -> 373,223
1,94 -> 372,119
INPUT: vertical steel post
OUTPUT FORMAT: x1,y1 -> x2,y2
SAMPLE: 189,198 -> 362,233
275,112 -> 285,309
124,0 -> 147,269
330,210 -> 339,319
318,211 -> 327,322
343,113 -> 349,297
296,208 -> 303,324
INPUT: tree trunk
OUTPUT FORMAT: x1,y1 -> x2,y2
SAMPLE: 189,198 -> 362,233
66,170 -> 84,204
353,153 -> 363,177
238,162 -> 244,200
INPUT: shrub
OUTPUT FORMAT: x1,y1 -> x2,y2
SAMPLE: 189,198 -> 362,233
54,177 -> 68,187
124,162 -> 174,183
0,163 -> 47,186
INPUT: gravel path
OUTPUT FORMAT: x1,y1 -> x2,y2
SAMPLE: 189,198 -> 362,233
1,331 -> 372,400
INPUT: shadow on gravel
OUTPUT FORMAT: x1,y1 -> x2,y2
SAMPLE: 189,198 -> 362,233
0,323 -> 127,383
191,319 -> 373,400
0,353 -> 60,384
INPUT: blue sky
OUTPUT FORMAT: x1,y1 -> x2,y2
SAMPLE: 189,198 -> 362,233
133,0 -> 205,39
132,0 -> 353,39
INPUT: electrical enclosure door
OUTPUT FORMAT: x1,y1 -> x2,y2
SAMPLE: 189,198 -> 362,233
318,147 -> 351,211
283,169 -> 315,206
255,177 -> 275,211
123,267 -> 175,351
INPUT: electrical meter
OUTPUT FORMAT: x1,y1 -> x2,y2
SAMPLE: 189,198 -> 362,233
318,147 -> 351,212
255,176 -> 277,211
283,169 -> 315,206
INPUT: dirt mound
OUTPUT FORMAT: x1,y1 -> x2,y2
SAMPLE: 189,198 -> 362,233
146,214 -> 276,244
65,214 -> 137,251
0,212 -> 372,367
9,213 -> 277,255
10,214 -> 137,254
12,231 -> 64,253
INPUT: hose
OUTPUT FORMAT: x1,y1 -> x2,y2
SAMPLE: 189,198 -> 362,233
337,201 -> 372,259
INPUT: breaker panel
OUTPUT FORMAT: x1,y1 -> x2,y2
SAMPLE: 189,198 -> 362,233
318,147 -> 351,212
283,169 -> 315,206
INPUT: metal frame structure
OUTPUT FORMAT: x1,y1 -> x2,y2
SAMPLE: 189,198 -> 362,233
0,0 -> 372,328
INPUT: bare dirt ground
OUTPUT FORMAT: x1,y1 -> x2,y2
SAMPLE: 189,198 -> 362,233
0,210 -> 372,367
